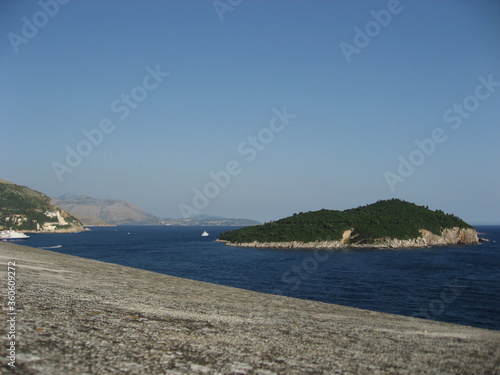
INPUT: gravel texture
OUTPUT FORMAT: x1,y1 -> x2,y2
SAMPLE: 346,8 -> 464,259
1,241 -> 499,374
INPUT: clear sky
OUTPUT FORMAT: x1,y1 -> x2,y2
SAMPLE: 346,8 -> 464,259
1,0 -> 499,224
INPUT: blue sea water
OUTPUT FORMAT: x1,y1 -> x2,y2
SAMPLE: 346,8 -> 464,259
17,225 -> 500,331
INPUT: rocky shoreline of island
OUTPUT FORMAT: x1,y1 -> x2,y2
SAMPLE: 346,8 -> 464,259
218,227 -> 479,249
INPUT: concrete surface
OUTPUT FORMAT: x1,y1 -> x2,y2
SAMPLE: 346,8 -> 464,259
0,242 -> 499,374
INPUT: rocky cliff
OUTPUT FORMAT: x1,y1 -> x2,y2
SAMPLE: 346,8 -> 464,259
219,227 -> 479,249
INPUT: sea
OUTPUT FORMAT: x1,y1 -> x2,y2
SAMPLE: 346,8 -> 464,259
16,225 -> 500,331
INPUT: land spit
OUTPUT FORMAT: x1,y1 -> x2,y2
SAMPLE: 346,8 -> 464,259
0,242 -> 499,374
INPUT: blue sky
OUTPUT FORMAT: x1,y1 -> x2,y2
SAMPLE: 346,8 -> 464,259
1,0 -> 499,224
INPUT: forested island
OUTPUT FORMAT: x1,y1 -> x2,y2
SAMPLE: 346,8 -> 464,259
218,199 -> 479,249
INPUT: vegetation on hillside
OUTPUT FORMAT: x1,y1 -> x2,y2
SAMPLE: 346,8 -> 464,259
219,199 -> 474,244
0,180 -> 82,231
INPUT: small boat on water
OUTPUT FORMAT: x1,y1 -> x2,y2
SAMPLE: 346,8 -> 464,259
0,229 -> 30,240
201,231 -> 209,237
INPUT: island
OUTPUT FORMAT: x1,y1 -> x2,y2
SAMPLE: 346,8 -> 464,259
218,199 -> 479,249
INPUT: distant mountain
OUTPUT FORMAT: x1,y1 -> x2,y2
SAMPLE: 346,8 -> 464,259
193,214 -> 226,220
53,195 -> 261,226
70,214 -> 115,227
162,216 -> 261,226
0,179 -> 85,233
52,195 -> 162,225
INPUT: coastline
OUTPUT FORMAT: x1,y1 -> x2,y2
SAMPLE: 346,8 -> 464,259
218,227 -> 480,249
22,227 -> 90,234
1,242 -> 498,374
83,224 -> 116,227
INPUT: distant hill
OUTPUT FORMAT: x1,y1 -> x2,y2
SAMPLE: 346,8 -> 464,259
69,214 -> 115,226
52,195 -> 162,225
162,216 -> 261,226
53,194 -> 260,226
219,199 -> 478,248
0,179 -> 85,233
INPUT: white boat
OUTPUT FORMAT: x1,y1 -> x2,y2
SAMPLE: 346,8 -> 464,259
0,230 -> 30,240
201,231 -> 209,237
